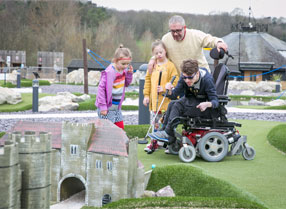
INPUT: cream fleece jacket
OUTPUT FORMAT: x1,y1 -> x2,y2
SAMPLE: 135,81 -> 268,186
162,28 -> 223,73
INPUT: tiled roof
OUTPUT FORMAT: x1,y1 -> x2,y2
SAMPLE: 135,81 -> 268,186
204,32 -> 286,71
87,119 -> 128,157
0,121 -> 62,149
0,120 -> 129,157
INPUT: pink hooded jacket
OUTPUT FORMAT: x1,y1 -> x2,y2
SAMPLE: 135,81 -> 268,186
95,64 -> 133,111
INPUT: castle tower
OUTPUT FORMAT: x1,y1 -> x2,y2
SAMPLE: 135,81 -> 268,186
127,137 -> 145,198
0,140 -> 21,209
13,131 -> 51,209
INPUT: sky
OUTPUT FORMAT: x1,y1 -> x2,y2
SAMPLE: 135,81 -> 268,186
93,0 -> 286,18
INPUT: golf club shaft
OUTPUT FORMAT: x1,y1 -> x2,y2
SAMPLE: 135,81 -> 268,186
143,75 -> 176,140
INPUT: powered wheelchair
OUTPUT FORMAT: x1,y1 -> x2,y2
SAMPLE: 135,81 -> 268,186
148,48 -> 256,163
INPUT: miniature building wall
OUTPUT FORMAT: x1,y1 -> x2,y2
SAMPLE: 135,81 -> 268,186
0,140 -> 21,209
0,120 -> 146,208
13,131 -> 51,209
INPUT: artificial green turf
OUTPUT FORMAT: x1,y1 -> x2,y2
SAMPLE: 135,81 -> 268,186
0,132 -> 5,138
95,197 -> 266,209
0,79 -> 50,87
147,165 -> 259,202
0,93 -> 53,112
267,124 -> 286,153
136,120 -> 286,209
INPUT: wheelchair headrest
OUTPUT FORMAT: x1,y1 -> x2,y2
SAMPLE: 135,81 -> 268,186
210,48 -> 225,60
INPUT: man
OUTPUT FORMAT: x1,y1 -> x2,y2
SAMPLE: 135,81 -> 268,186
148,15 -> 227,74
148,59 -> 219,141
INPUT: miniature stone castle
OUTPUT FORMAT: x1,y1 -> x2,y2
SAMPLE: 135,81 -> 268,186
0,119 -> 146,208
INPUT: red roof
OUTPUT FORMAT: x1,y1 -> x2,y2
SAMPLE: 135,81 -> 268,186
0,119 -> 128,157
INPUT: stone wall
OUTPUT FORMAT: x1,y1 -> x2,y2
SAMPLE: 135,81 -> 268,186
0,140 -> 21,209
86,153 -> 129,207
12,131 -> 51,209
60,122 -> 94,179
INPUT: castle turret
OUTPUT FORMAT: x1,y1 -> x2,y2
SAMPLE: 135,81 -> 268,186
13,131 -> 51,209
0,140 -> 21,209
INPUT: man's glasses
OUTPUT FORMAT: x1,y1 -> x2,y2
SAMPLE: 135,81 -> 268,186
169,28 -> 184,34
182,72 -> 196,80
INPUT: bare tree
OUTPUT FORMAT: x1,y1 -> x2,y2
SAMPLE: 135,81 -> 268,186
94,16 -> 141,62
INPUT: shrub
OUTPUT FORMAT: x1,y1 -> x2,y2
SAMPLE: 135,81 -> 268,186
267,124 -> 286,153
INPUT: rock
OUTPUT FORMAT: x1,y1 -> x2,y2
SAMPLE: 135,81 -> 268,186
38,92 -> 90,112
266,99 -> 286,106
0,87 -> 22,104
155,185 -> 175,197
229,81 -> 256,91
88,71 -> 101,86
72,94 -> 91,102
142,190 -> 156,198
248,98 -> 265,106
6,70 -> 18,85
66,69 -> 101,86
131,70 -> 146,85
229,81 -> 280,93
240,90 -> 255,96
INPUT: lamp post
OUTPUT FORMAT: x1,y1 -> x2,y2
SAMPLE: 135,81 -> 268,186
17,68 -> 21,88
32,79 -> 39,112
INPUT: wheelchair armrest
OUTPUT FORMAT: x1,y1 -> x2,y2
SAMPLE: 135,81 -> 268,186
218,95 -> 230,104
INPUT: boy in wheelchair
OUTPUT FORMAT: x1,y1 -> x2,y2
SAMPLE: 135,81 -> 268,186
148,56 -> 255,162
149,58 -> 219,141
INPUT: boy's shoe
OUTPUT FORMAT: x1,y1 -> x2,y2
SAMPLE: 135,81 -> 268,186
165,148 -> 170,154
157,141 -> 165,149
149,130 -> 169,142
144,142 -> 158,152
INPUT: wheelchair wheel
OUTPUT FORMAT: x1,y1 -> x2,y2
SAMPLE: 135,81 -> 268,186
242,146 -> 256,160
168,141 -> 181,155
198,132 -> 228,162
179,146 -> 196,163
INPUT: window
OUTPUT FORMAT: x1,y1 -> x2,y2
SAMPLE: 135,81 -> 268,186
102,194 -> 112,205
107,161 -> 113,171
70,145 -> 79,155
96,160 -> 102,169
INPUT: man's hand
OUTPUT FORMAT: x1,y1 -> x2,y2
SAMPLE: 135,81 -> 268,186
101,110 -> 108,116
216,41 -> 228,53
196,102 -> 212,112
143,97 -> 149,107
147,57 -> 156,74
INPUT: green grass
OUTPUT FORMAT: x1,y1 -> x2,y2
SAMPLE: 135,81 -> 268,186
229,95 -> 286,101
237,105 -> 286,110
96,197 -> 265,209
134,120 -> 286,209
0,93 -> 53,112
0,93 -> 139,112
84,165 -> 266,209
0,79 -> 50,87
267,124 -> 286,153
0,132 -> 5,138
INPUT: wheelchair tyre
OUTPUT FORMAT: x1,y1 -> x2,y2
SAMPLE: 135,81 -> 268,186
242,146 -> 256,160
168,141 -> 181,155
179,146 -> 196,163
198,132 -> 228,162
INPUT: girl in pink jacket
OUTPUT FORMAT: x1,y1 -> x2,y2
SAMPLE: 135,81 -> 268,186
95,45 -> 133,130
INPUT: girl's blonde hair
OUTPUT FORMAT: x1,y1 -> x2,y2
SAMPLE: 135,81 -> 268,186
151,39 -> 168,58
112,44 -> 132,62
